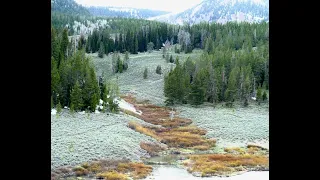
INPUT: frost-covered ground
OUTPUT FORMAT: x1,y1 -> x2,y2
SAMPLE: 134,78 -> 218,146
176,103 -> 269,149
51,110 -> 158,170
51,50 -> 269,172
88,49 -> 203,106
88,50 -> 269,149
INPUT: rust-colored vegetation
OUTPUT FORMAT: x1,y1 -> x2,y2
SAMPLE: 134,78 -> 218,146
184,151 -> 269,177
124,95 -> 215,150
140,141 -> 167,157
96,171 -> 128,180
116,162 -> 153,179
53,159 -> 153,180
128,120 -> 215,149
123,95 -> 192,128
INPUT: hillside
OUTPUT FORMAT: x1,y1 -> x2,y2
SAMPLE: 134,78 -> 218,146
51,0 -> 91,16
87,6 -> 170,19
150,0 -> 269,25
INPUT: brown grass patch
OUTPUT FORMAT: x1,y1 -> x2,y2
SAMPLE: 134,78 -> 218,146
57,159 -> 151,179
185,153 -> 269,176
116,162 -> 153,179
128,121 -> 215,149
224,147 -> 246,155
192,145 -> 211,151
124,95 -> 215,149
128,121 -> 160,141
96,171 -> 128,180
122,95 -> 192,128
73,166 -> 89,176
247,144 -> 268,150
140,141 -> 167,157
160,131 -> 215,148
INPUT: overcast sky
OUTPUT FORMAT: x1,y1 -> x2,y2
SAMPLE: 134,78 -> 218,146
75,0 -> 203,13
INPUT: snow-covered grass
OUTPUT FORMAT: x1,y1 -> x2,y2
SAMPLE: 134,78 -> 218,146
51,111 -> 159,170
88,50 -> 268,149
88,49 -> 203,106
176,103 -> 269,149
51,49 -> 269,172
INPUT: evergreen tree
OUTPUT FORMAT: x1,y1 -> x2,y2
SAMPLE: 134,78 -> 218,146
162,47 -> 166,58
189,74 -> 204,106
243,98 -> 249,107
109,98 -> 119,113
51,27 -> 60,63
164,71 -> 175,106
225,67 -> 239,102
143,67 -> 148,79
60,28 -> 69,58
86,36 -> 91,53
123,51 -> 129,71
147,42 -> 154,53
51,57 -> 60,98
119,33 -> 124,53
156,65 -> 162,75
169,55 -> 174,63
134,34 -> 139,54
56,101 -> 62,114
115,35 -> 119,51
70,80 -> 83,111
207,60 -> 217,103
166,53 -> 170,62
82,66 -> 100,111
98,42 -> 105,58
118,56 -> 123,73
70,103 -> 75,114
172,58 -> 185,102
262,90 -> 268,101
256,88 -> 262,103
112,53 -> 119,73
90,92 -> 99,112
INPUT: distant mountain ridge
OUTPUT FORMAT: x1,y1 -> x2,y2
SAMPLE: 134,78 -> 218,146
51,0 -> 269,26
51,0 -> 91,16
150,0 -> 269,25
87,6 -> 170,19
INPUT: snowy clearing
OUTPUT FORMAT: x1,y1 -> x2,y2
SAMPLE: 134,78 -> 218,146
116,98 -> 142,115
51,111 -> 158,170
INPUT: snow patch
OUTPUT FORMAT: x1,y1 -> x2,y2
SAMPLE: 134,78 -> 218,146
190,3 -> 202,17
115,98 -> 142,115
51,109 -> 57,115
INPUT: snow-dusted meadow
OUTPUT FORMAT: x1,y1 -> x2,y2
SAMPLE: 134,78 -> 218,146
51,110 -> 158,169
177,103 -> 269,149
51,49 -> 269,171
88,49 -> 203,106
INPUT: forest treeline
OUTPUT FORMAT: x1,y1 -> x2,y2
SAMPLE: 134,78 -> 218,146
51,27 -> 119,113
164,22 -> 269,106
52,15 -> 269,109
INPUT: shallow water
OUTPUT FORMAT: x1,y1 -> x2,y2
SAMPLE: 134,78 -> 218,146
144,165 -> 269,180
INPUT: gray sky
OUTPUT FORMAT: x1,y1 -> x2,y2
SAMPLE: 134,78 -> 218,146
75,0 -> 203,13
